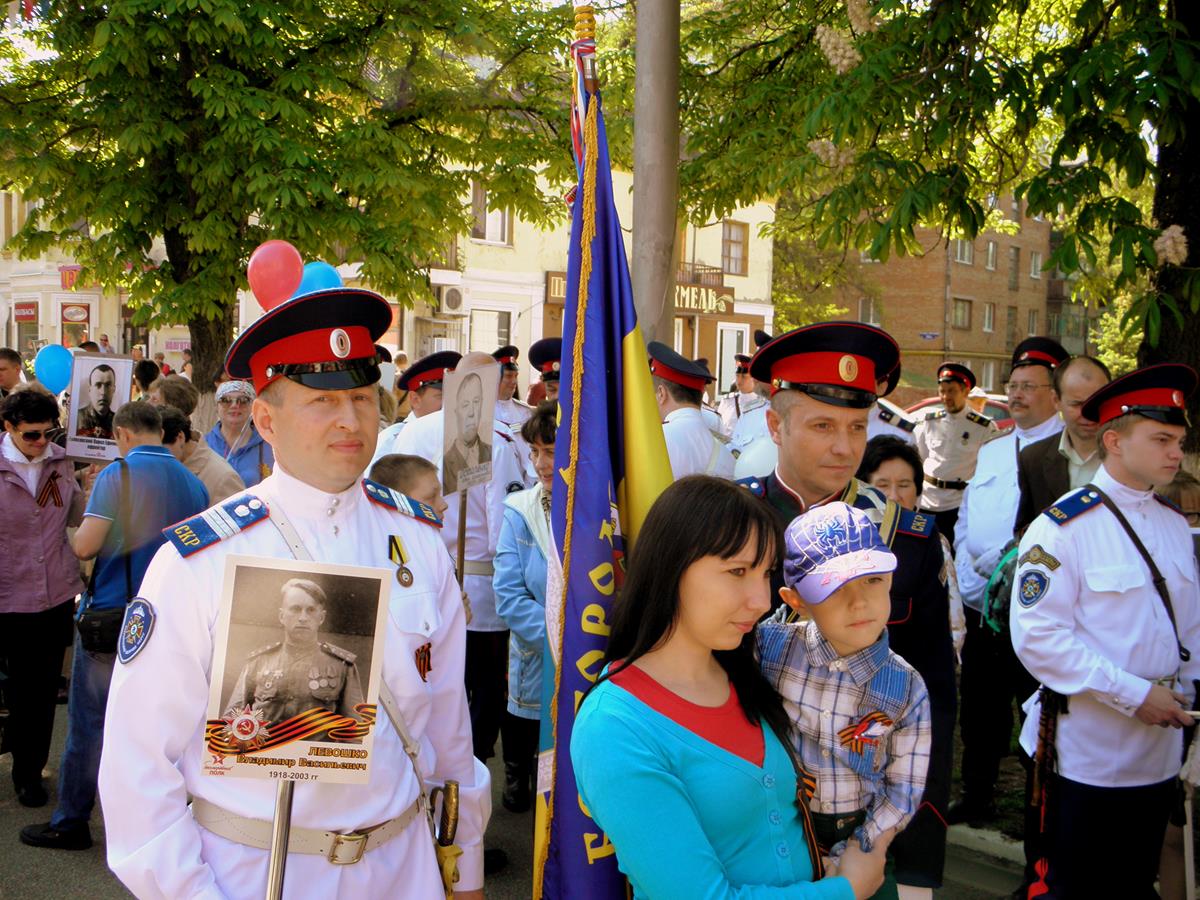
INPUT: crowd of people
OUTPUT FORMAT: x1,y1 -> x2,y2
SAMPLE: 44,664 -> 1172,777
0,268 -> 1198,900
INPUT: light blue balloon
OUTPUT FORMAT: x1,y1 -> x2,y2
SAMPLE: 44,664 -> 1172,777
294,261 -> 343,297
34,344 -> 74,394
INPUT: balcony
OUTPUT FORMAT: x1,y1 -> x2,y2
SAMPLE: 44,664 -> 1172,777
677,261 -> 725,288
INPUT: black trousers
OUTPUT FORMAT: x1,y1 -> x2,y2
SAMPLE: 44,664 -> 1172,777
958,607 -> 1038,801
0,600 -> 74,789
930,507 -> 960,545
502,713 -> 539,775
1036,775 -> 1175,899
464,630 -> 509,762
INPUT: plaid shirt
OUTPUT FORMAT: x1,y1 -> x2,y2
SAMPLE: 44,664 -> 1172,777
758,620 -> 931,853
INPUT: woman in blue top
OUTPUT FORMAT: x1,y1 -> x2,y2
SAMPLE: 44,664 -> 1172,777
571,476 -> 889,899
494,401 -> 557,813
205,380 -> 273,488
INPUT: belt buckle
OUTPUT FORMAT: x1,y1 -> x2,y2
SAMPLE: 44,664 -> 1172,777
328,831 -> 369,865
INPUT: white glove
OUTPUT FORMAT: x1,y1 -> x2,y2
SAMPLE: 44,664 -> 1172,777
1181,726 -> 1200,787
972,545 -> 1004,580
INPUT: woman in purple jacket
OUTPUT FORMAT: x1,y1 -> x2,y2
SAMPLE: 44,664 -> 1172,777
0,387 -> 84,807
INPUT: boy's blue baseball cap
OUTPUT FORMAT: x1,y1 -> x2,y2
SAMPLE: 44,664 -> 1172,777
782,502 -> 897,605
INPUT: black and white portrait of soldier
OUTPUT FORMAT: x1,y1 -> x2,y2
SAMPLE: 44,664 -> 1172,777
75,363 -> 117,439
442,368 -> 495,494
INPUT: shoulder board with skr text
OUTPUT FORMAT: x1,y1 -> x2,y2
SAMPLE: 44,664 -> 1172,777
1042,487 -> 1104,526
896,507 -> 935,539
362,478 -> 443,528
163,493 -> 269,558
736,475 -> 767,498
966,410 -> 994,428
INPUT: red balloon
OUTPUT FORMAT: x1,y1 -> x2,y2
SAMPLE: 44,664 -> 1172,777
247,240 -> 304,311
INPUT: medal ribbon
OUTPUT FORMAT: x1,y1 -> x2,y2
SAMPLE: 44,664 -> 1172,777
206,702 -> 378,755
36,470 -> 63,508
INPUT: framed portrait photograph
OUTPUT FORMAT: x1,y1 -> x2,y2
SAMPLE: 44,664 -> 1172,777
202,555 -> 390,785
441,363 -> 500,495
65,351 -> 134,463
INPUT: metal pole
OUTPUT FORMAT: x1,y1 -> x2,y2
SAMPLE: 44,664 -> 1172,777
631,0 -> 681,348
264,780 -> 294,900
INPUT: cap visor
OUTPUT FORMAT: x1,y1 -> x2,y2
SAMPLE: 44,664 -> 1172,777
285,363 -> 381,391
796,549 -> 898,606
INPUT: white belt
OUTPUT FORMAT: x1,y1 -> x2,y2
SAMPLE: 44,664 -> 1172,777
462,559 -> 494,577
190,794 -> 426,865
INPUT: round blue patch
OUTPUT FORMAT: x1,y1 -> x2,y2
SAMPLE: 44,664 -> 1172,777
117,598 -> 156,664
1018,571 -> 1049,607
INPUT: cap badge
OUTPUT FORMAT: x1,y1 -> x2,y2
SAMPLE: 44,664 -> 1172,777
330,328 -> 351,359
552,361 -> 561,372
838,354 -> 859,383
1174,390 -> 1185,407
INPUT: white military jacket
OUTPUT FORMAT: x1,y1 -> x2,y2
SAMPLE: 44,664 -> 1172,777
954,415 -> 1063,609
98,465 -> 488,899
914,407 -> 997,512
1011,464 -> 1200,787
663,406 -> 736,480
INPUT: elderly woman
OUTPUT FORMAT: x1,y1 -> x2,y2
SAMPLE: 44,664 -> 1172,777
493,402 -> 556,813
204,379 -> 273,488
0,387 -> 84,807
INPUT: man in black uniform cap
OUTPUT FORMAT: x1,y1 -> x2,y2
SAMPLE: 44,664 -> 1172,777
528,337 -> 562,404
742,321 -> 955,895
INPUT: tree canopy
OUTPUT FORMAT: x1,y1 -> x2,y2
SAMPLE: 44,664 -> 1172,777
0,0 -> 571,384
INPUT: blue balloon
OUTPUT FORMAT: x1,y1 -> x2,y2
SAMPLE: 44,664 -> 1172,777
294,261 -> 343,297
34,344 -> 74,394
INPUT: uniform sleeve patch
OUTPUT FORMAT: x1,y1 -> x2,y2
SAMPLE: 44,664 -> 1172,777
1018,571 -> 1049,607
1018,544 -> 1061,571
117,599 -> 155,664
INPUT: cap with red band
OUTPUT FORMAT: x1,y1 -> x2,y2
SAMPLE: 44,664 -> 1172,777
492,345 -> 519,370
734,354 -> 752,374
648,341 -> 716,391
398,350 -> 462,393
1011,336 -> 1069,373
937,362 -> 976,390
1081,363 -> 1197,427
749,322 -> 900,409
226,287 -> 393,393
529,337 -> 562,382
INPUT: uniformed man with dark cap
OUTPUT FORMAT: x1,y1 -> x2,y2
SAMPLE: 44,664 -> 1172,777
528,337 -> 562,404
648,341 -> 736,479
493,345 -> 535,486
1012,363 -> 1200,900
914,362 -> 997,539
373,349 -> 461,463
952,336 -> 1069,827
717,353 -> 767,435
94,258 -> 488,898
741,322 -> 955,895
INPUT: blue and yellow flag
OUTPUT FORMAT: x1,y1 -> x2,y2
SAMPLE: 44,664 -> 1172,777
532,8 -> 674,898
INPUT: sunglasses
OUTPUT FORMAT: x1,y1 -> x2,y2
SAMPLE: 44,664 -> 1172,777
218,397 -> 251,406
19,429 -> 50,442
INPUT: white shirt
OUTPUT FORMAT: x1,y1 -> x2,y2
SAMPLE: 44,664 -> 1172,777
0,432 -> 53,495
371,412 -> 416,464
867,400 -> 916,445
662,407 -> 735,480
98,465 -> 488,898
494,398 -> 535,484
729,403 -> 770,455
914,407 -> 997,512
717,391 -> 766,436
1012,464 -> 1200,787
954,414 -> 1064,609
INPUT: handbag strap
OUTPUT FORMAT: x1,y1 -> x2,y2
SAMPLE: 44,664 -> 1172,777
1086,482 -> 1190,662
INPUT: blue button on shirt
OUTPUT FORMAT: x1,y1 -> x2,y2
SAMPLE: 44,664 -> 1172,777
84,445 -> 209,610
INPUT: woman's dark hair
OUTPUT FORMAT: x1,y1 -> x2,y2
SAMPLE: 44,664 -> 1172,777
0,388 -> 60,428
520,400 -> 558,446
597,475 -> 788,737
856,435 -> 924,496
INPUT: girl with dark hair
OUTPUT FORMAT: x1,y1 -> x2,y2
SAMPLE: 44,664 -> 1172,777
571,476 -> 887,899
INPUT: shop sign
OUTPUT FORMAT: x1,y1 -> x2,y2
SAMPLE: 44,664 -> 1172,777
14,301 -> 38,322
674,283 -> 734,316
545,271 -> 568,305
62,304 -> 90,323
164,339 -> 191,351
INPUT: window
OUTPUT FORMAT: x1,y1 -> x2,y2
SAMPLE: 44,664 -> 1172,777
1028,309 -> 1038,335
858,296 -> 881,326
982,302 -> 995,333
717,324 -> 749,390
986,240 -> 997,270
981,360 -> 997,392
469,308 -> 511,352
953,239 -> 974,265
952,298 -> 972,330
1030,251 -> 1043,279
1010,195 -> 1021,220
722,220 -> 749,276
1008,246 -> 1020,291
673,317 -> 684,353
470,181 -> 512,245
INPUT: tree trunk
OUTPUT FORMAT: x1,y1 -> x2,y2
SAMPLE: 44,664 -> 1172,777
188,305 -> 236,395
1141,5 -> 1200,450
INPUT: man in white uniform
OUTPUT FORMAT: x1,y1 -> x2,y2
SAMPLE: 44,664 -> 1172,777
1012,363 -> 1200,899
717,353 -> 766,436
648,341 -> 735,480
373,350 -> 460,464
952,336 -> 1068,826
97,276 -> 488,899
492,345 -> 535,486
914,362 -> 997,540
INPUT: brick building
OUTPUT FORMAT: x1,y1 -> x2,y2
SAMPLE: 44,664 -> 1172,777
837,195 -> 1077,405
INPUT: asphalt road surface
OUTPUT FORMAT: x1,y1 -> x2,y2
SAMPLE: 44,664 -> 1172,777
0,707 -> 1021,898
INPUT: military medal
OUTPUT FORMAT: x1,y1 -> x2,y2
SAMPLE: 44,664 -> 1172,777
221,705 -> 270,751
389,535 -> 414,587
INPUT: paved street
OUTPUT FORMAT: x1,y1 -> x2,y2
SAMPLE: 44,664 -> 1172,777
0,706 -> 1021,898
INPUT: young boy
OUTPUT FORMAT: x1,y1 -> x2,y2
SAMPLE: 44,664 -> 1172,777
758,502 -> 931,900
369,453 -> 449,520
